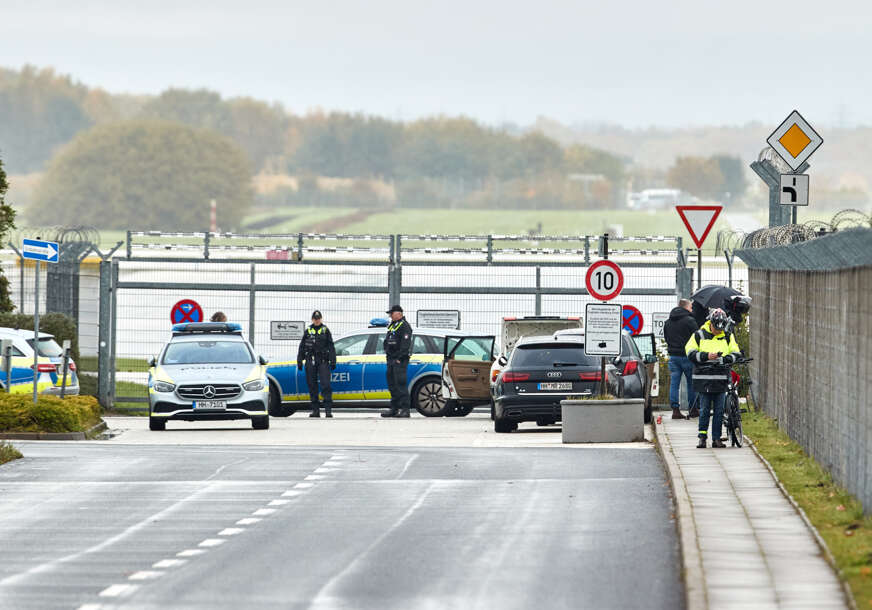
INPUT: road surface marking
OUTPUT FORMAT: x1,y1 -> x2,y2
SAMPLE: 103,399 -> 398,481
253,508 -> 277,516
314,467 -> 334,474
128,571 -> 163,581
177,549 -> 206,557
268,499 -> 290,506
153,559 -> 186,568
99,584 -> 139,597
236,517 -> 261,525
198,538 -> 226,548
218,528 -> 245,536
305,474 -> 325,480
281,490 -> 304,497
294,482 -> 314,489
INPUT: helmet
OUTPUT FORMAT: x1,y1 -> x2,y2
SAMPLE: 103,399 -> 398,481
727,295 -> 751,316
708,308 -> 729,331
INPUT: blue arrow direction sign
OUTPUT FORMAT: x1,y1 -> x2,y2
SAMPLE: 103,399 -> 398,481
22,238 -> 60,263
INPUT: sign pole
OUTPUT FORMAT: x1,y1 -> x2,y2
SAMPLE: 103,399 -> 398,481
697,248 -> 702,291
33,259 -> 40,404
601,234 -> 608,397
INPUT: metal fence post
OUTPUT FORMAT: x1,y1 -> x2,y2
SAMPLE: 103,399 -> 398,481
535,266 -> 542,315
487,235 -> 493,264
109,260 -> 119,406
297,233 -> 304,262
203,230 -> 210,260
97,259 -> 112,408
724,249 -> 735,288
388,264 -> 402,308
249,263 -> 256,347
126,230 -> 132,259
584,236 -> 590,265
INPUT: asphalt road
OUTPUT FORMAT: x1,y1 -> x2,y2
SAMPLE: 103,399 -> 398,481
0,439 -> 683,610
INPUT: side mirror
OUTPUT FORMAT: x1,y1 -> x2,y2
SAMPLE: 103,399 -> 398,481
258,355 -> 269,365
148,356 -> 157,368
644,354 -> 657,365
498,356 -> 508,366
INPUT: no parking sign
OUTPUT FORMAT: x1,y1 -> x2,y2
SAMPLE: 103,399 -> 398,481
170,299 -> 204,324
622,305 -> 644,336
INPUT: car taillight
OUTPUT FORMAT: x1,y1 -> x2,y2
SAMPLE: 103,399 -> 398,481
579,372 -> 602,381
491,369 -> 501,382
502,372 -> 530,383
33,364 -> 56,373
622,361 -> 639,376
69,361 -> 76,372
56,361 -> 77,373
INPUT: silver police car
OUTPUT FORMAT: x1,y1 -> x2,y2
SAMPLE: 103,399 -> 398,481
148,323 -> 270,431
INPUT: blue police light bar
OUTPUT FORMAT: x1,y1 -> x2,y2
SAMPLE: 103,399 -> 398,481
172,322 -> 243,334
369,317 -> 389,327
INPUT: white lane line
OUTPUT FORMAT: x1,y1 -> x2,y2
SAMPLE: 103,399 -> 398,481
305,474 -> 325,481
253,508 -> 277,516
268,499 -> 290,506
218,528 -> 245,536
397,454 -> 419,480
294,482 -> 314,489
128,571 -> 164,581
323,461 -> 344,467
99,583 -> 139,597
313,468 -> 334,474
281,490 -> 303,497
177,549 -> 206,557
153,559 -> 187,569
236,517 -> 261,525
198,538 -> 226,548
78,604 -> 103,610
330,454 -> 349,460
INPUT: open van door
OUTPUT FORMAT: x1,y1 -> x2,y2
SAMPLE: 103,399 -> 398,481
442,336 -> 495,415
632,332 -> 659,400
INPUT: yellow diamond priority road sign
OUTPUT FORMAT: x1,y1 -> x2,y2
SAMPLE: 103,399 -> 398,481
767,110 -> 823,172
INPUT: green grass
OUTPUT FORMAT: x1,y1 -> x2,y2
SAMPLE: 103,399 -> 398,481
0,441 -> 22,465
78,356 -> 149,373
743,410 -> 872,607
242,207 -> 356,233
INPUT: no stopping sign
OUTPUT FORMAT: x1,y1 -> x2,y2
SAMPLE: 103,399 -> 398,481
585,260 -> 624,301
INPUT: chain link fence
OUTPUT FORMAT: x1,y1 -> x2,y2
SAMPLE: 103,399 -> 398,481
738,227 -> 872,513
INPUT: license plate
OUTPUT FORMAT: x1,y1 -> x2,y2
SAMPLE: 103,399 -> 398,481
193,400 -> 227,410
537,382 -> 572,391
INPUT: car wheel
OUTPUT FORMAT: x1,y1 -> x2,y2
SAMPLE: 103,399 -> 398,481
644,396 -> 653,424
149,417 -> 166,431
494,417 -> 517,433
268,383 -> 295,417
413,378 -> 448,417
252,415 -> 270,430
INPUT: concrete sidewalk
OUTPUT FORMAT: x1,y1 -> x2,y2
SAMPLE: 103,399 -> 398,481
657,417 -> 850,610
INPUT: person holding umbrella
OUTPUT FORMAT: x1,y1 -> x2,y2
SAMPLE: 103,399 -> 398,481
685,309 -> 742,449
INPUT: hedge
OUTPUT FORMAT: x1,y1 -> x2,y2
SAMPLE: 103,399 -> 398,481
0,394 -> 101,433
0,312 -> 79,362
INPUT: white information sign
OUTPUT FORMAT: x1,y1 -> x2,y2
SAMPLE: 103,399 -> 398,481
270,321 -> 305,341
779,174 -> 809,206
584,303 -> 622,357
652,312 -> 669,338
416,309 -> 461,330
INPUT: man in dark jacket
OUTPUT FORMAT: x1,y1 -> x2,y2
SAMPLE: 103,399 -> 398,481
664,298 -> 699,419
297,310 -> 336,418
381,305 -> 413,418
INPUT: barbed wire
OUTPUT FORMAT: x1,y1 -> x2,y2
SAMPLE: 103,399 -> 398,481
717,209 -> 871,250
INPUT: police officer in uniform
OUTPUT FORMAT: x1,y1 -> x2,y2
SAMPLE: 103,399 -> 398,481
381,305 -> 413,418
297,310 -> 336,418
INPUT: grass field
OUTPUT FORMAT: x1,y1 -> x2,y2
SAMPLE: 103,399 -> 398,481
743,410 -> 872,607
79,356 -> 149,373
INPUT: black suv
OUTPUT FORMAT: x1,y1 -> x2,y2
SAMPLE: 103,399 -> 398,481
491,335 -> 624,433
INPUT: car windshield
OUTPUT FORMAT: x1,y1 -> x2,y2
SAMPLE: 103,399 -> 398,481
27,337 -> 64,358
162,340 -> 253,365
512,344 -> 598,367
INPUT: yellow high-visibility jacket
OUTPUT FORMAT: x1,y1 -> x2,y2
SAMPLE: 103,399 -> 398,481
685,320 -> 741,393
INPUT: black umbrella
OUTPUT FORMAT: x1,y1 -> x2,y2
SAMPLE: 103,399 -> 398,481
690,285 -> 744,326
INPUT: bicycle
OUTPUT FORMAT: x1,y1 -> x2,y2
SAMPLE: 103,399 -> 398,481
688,357 -> 753,447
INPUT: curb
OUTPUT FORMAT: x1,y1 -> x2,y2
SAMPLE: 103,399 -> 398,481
745,436 -> 857,610
652,420 -> 707,610
0,419 -> 108,441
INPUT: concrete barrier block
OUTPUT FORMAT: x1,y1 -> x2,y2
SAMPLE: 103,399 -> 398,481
561,398 -> 645,443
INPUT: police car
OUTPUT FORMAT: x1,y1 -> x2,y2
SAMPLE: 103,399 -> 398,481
147,323 -> 270,431
0,328 -> 78,395
266,319 -> 493,417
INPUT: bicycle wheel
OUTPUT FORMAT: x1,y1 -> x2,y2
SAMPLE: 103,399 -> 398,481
727,394 -> 743,447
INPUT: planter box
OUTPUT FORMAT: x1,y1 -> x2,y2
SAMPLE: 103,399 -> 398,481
561,398 -> 645,443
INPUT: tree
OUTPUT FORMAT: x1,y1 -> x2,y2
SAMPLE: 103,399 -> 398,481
0,155 -> 17,312
29,120 -> 252,231
712,155 -> 747,201
666,156 -> 725,200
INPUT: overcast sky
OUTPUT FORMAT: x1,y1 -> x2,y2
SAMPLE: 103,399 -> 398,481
2,0 -> 871,128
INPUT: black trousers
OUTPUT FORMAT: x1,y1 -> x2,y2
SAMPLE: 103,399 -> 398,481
386,359 -> 410,413
305,360 -> 332,411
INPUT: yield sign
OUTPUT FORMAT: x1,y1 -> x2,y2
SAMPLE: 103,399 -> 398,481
676,205 -> 722,249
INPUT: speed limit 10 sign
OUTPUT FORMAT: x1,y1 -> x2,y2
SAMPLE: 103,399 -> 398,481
585,260 -> 624,301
